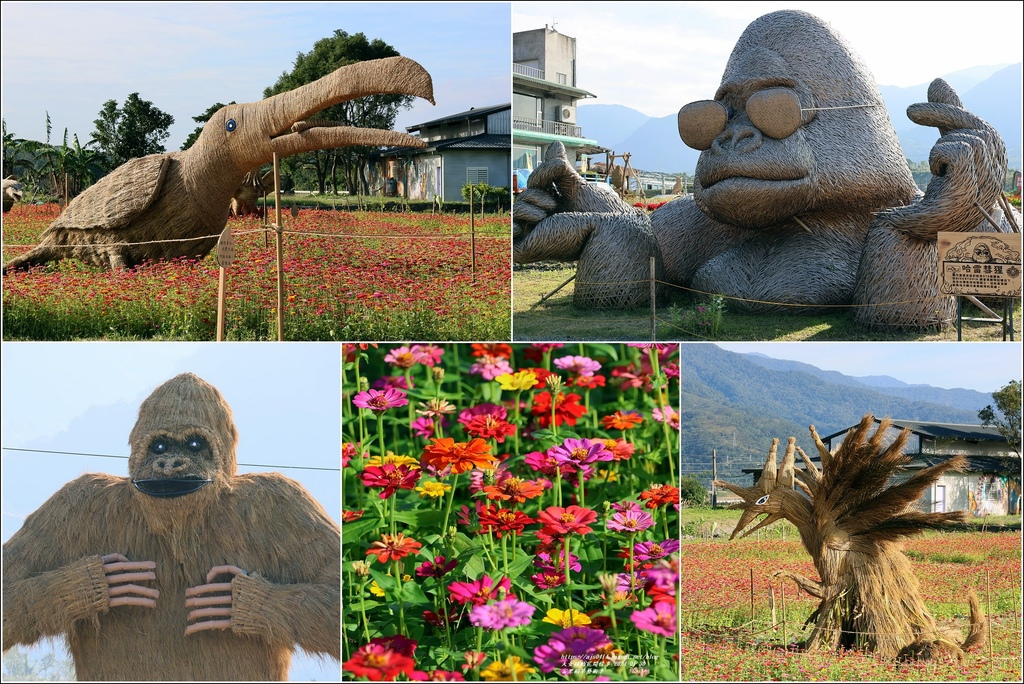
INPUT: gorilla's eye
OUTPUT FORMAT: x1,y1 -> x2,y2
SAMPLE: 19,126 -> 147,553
755,494 -> 770,506
186,436 -> 206,452
726,106 -> 736,120
226,118 -> 237,132
149,438 -> 168,454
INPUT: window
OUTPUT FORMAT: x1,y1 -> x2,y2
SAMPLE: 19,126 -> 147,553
467,168 -> 489,185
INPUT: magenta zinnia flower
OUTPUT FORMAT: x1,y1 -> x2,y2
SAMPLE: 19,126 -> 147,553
606,507 -> 655,533
469,598 -> 536,630
533,626 -> 612,673
448,575 -> 513,606
411,416 -> 436,438
353,387 -> 409,413
633,539 -> 680,562
548,438 -> 614,469
416,555 -> 458,579
630,602 -> 677,637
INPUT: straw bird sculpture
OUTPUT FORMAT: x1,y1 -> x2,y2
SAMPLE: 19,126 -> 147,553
2,373 -> 340,680
714,416 -> 986,661
2,177 -> 22,213
2,56 -> 433,273
513,10 -> 1018,327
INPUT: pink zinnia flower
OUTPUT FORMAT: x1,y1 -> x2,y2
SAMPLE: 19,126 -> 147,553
412,343 -> 444,367
353,388 -> 408,413
469,598 -> 536,630
553,355 -> 602,377
372,375 -> 413,391
411,416 -> 436,438
606,507 -> 655,533
652,405 -> 680,430
533,626 -> 612,674
633,539 -> 680,562
530,572 -> 565,590
384,345 -> 421,369
416,555 -> 458,579
630,602 -> 676,637
469,354 -> 514,380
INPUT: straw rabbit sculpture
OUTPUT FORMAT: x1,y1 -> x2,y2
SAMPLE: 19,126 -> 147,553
514,10 -> 1018,327
714,416 -> 986,661
2,56 -> 433,273
2,373 -> 340,680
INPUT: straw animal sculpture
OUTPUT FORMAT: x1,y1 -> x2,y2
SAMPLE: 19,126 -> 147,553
714,415 -> 986,661
513,141 -> 664,309
2,56 -> 433,273
2,373 -> 340,680
513,10 -> 1018,327
2,177 -> 22,213
231,169 -> 274,217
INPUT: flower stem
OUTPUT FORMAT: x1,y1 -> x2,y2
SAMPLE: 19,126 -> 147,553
392,560 -> 407,635
440,472 -> 460,537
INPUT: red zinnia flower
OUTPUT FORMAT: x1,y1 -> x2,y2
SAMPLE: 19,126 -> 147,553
477,505 -> 536,538
471,343 -> 513,359
366,533 -> 423,563
361,463 -> 421,499
536,505 -> 598,538
342,640 -> 417,681
531,391 -> 588,427
421,437 -> 497,474
449,575 -> 514,606
464,414 -> 517,443
342,509 -> 365,523
639,484 -> 680,509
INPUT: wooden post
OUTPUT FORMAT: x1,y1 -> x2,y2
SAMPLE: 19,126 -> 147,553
470,185 -> 477,283
64,173 -> 69,208
749,568 -> 755,636
216,267 -> 227,341
769,584 -> 777,627
650,256 -> 657,341
215,226 -> 235,342
273,153 -> 285,342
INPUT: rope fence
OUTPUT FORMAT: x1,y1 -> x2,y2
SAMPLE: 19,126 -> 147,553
520,258 -> 1019,340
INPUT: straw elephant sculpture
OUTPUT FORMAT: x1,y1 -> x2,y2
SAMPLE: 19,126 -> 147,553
2,56 -> 434,273
2,373 -> 340,680
513,10 -> 1018,328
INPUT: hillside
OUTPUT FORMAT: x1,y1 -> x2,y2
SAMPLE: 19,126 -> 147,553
679,344 -> 990,486
578,62 -> 1022,174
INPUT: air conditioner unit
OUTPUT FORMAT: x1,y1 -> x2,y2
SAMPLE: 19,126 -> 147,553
560,105 -> 577,124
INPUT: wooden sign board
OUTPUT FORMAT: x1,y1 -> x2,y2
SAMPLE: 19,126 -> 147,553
216,226 -> 236,268
938,232 -> 1022,297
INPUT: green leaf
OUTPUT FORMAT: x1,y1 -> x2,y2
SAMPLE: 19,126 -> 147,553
347,599 -> 380,611
342,515 -> 382,544
462,552 -> 486,580
505,552 -> 534,580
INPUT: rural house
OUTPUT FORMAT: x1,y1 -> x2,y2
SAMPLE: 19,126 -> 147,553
368,103 -> 511,203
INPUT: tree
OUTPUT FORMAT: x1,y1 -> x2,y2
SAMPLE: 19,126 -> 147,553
263,30 -> 416,195
979,379 -> 1022,457
677,475 -> 708,507
181,102 -> 234,150
89,92 -> 173,171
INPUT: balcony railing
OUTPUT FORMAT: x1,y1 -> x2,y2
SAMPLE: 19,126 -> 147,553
512,116 -> 582,139
513,63 -> 544,80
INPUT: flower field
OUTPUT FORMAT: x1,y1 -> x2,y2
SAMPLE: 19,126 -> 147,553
342,343 -> 681,680
1,204 -> 510,340
679,530 -> 1022,681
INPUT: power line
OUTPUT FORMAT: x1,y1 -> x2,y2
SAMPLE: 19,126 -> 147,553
1,447 -> 340,473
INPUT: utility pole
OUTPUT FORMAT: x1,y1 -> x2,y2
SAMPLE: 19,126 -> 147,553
712,449 -> 718,509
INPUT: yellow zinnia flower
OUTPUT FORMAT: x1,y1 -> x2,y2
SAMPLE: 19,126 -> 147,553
480,656 -> 536,681
363,451 -> 419,468
368,580 -> 385,597
496,370 -> 537,392
415,481 -> 451,499
542,608 -> 591,628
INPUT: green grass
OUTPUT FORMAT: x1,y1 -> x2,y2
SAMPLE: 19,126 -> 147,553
513,263 -> 1022,342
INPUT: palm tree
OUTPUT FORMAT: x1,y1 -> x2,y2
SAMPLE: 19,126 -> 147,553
715,415 -> 986,660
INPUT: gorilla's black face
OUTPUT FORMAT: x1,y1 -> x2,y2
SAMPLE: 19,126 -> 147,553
131,433 -> 215,497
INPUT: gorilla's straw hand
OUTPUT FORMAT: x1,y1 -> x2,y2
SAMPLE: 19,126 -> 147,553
881,78 -> 1006,240
102,552 -> 158,609
184,564 -> 247,635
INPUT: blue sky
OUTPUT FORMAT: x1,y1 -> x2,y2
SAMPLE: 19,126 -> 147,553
1,1 -> 511,150
712,342 -> 1023,394
513,1 -> 1023,118
0,341 -> 341,680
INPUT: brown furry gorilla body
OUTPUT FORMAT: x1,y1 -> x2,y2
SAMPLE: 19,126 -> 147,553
2,373 -> 340,681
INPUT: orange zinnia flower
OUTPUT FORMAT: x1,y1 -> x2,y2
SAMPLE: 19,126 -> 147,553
470,343 -> 513,359
638,484 -> 680,509
482,476 -> 544,503
421,437 -> 497,474
601,411 -> 644,430
366,533 -> 423,564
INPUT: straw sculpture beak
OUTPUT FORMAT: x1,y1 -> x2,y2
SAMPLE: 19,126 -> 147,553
262,56 -> 434,158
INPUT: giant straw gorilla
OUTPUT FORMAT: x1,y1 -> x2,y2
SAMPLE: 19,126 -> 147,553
513,10 -> 1017,328
2,373 -> 340,680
